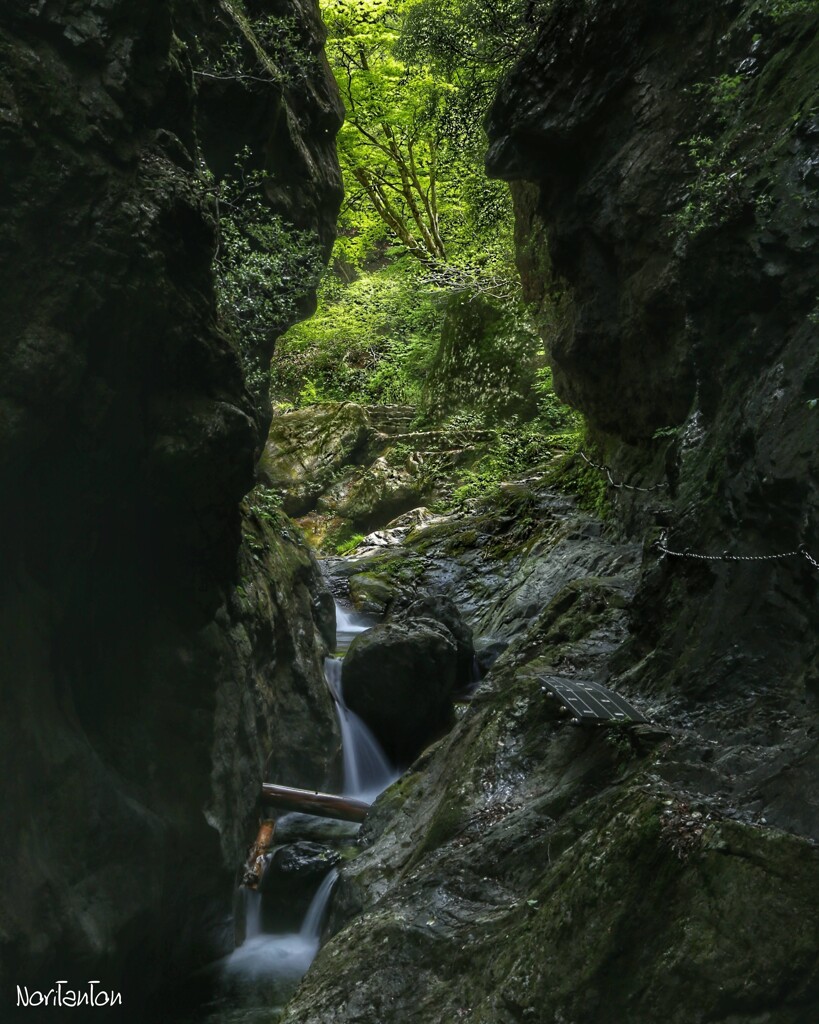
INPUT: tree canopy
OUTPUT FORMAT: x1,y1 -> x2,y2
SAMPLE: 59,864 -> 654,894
323,0 -> 517,283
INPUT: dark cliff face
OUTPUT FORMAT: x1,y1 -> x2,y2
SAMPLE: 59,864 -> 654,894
277,6 -> 819,1024
0,0 -> 341,1004
487,0 -> 819,709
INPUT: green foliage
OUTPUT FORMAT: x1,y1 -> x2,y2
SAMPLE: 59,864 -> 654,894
245,485 -> 284,522
271,263 -> 441,405
269,0 -> 580,490
545,445 -> 611,520
385,441 -> 415,466
652,425 -> 681,440
207,154 -> 323,402
671,135 -> 745,240
533,366 -> 581,433
400,0 -> 553,76
692,73 -> 745,125
767,0 -> 819,17
192,0 -> 316,86
336,533 -> 366,555
322,0 -> 519,284
444,415 -> 576,509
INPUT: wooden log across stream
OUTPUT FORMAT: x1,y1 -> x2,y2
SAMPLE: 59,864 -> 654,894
260,783 -> 371,822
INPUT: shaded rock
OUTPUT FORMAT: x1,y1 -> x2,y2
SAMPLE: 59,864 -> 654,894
342,621 -> 459,764
312,589 -> 337,652
0,0 -> 342,1002
274,812 -> 361,847
260,842 -> 341,931
474,637 -> 508,675
395,594 -> 475,689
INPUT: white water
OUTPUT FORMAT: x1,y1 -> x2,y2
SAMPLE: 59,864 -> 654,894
224,870 -> 338,986
216,599 -> 396,1013
336,601 -> 368,635
334,600 -> 369,652
324,657 -> 397,802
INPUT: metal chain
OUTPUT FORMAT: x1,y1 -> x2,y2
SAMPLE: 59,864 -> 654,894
578,453 -> 817,572
579,451 -> 666,493
657,531 -> 819,571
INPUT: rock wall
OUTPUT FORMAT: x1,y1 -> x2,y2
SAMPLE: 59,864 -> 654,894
485,0 -> 819,720
0,0 -> 341,1007
280,3 -> 819,1022
261,402 -> 492,549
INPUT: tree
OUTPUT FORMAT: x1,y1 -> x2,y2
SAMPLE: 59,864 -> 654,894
325,0 -> 454,267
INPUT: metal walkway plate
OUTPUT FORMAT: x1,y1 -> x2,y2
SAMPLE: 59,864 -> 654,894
539,676 -> 647,724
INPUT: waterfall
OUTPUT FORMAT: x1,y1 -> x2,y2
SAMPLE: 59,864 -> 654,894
300,868 -> 338,940
217,601 -> 395,1013
243,887 -> 262,940
335,600 -> 369,652
223,871 -> 338,993
325,601 -> 398,802
336,601 -> 367,635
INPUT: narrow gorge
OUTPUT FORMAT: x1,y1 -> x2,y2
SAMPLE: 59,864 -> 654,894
0,1 -> 817,1023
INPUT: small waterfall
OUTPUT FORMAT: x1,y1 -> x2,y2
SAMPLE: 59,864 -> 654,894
243,887 -> 262,940
215,601 -> 395,1017
334,600 -> 369,652
336,601 -> 367,634
222,870 -> 338,1003
300,868 -> 338,940
325,657 -> 396,801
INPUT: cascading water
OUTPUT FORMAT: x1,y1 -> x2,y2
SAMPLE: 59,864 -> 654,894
334,600 -> 369,652
325,600 -> 398,802
324,657 -> 397,802
211,600 -> 396,1019
220,871 -> 339,1011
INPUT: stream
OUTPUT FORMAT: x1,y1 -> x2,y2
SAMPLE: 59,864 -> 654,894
201,600 -> 396,1021
325,604 -> 397,802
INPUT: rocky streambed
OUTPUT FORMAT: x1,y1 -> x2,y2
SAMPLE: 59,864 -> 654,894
274,465 -> 819,1024
228,377 -> 817,1024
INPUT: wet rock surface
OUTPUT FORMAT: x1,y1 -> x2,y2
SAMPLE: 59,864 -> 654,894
397,594 -> 475,690
284,477 -> 819,1023
281,2 -> 819,1019
260,843 -> 342,931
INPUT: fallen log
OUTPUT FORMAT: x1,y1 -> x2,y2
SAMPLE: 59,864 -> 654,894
260,783 -> 371,823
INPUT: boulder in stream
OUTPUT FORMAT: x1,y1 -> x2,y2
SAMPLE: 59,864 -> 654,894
341,621 -> 459,764
395,594 -> 475,690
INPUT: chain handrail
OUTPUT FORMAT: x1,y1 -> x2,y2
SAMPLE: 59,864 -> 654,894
579,451 -> 667,493
578,452 -> 818,572
656,531 -> 819,571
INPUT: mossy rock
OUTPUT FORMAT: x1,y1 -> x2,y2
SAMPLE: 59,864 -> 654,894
348,572 -> 396,616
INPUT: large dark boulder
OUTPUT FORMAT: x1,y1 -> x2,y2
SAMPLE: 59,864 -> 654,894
341,621 -> 459,764
396,594 -> 475,690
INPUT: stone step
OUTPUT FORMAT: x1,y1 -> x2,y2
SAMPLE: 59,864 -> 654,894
364,405 -> 417,434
